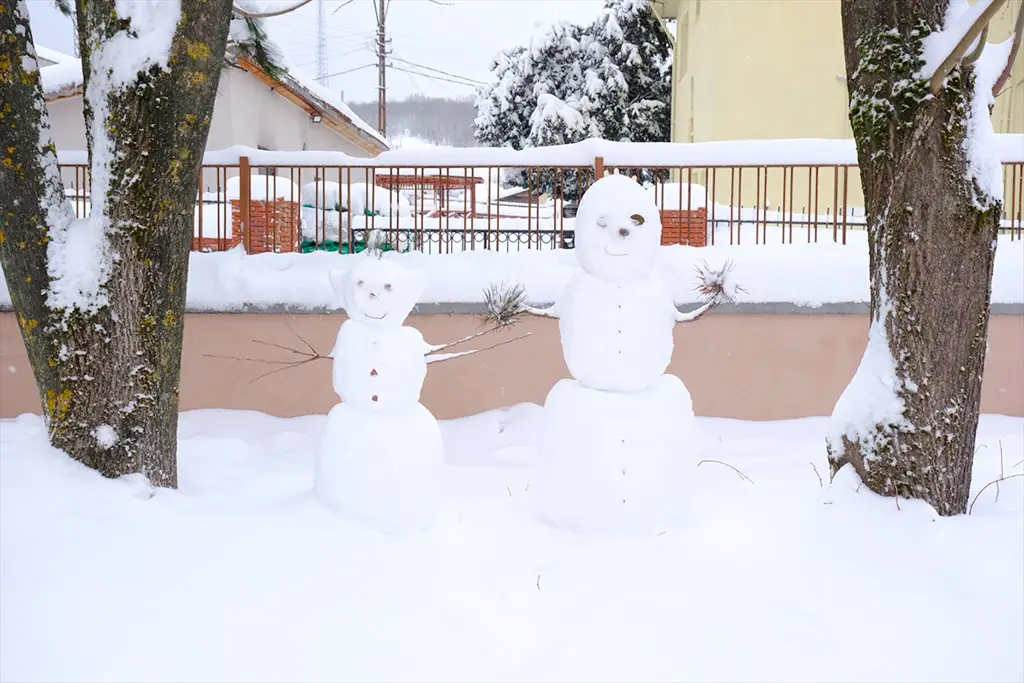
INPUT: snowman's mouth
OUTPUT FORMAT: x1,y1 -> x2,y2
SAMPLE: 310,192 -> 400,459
365,313 -> 387,320
604,247 -> 629,257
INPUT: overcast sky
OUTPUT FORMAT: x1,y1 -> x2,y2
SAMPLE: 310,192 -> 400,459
25,0 -> 606,104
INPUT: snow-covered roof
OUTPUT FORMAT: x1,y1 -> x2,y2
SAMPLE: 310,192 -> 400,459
37,46 -> 83,100
34,45 -> 76,67
234,56 -> 388,154
280,63 -> 388,150
35,44 -> 387,155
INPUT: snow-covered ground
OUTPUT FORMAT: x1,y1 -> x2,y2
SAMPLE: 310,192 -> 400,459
1,406 -> 1021,682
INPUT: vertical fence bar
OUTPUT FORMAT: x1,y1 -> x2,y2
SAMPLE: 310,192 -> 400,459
238,156 -> 251,252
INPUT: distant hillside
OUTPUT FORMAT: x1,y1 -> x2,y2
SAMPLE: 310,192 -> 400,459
348,95 -> 478,147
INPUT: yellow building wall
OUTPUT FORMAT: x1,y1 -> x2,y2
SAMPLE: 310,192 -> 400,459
665,0 -> 1023,215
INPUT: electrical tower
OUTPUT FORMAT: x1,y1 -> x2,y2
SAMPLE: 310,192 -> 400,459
316,0 -> 329,86
375,0 -> 389,136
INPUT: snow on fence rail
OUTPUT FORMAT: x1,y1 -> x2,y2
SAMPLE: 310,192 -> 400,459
55,137 -> 1024,255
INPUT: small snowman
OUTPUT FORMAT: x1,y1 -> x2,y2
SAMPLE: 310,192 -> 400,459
315,250 -> 532,534
315,255 -> 445,535
523,173 -> 738,535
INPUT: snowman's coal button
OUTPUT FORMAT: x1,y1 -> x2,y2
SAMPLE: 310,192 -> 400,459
371,395 -> 379,402
370,368 -> 378,376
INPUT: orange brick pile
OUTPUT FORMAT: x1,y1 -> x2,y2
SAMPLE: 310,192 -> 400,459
659,208 -> 708,247
192,200 -> 301,253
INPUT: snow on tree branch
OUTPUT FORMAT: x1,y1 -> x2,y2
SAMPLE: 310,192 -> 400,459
231,0 -> 314,19
922,0 -> 1008,95
992,1 -> 1024,95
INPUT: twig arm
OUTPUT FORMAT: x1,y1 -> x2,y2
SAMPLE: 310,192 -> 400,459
524,304 -> 559,319
426,333 -> 532,364
673,300 -> 716,324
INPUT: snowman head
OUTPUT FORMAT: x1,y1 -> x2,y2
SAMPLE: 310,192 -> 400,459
329,257 -> 423,327
575,174 -> 662,281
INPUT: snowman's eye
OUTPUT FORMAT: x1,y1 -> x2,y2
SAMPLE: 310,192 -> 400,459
384,283 -> 392,292
630,213 -> 645,226
356,279 -> 364,287
596,216 -> 608,228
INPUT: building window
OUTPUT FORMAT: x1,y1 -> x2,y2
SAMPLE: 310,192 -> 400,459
256,145 -> 276,176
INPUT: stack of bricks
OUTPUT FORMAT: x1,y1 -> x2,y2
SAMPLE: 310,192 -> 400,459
231,199 -> 301,253
659,208 -> 708,248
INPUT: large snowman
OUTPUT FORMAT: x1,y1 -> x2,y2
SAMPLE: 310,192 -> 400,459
528,173 -> 722,536
315,255 -> 445,535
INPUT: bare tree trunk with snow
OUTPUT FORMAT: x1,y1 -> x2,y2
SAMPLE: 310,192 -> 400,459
828,0 -> 1016,515
0,0 -> 233,487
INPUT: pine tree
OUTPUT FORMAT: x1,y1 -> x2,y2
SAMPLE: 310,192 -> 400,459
590,0 -> 673,144
473,0 -> 673,192
473,46 -> 532,150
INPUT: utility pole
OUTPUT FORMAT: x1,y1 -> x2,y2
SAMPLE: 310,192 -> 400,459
316,0 -> 328,86
375,0 -> 388,136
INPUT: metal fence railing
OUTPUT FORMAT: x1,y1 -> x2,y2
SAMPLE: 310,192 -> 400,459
55,155 -> 1024,255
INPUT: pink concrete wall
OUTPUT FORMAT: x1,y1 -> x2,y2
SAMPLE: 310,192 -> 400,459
1,312 -> 1021,420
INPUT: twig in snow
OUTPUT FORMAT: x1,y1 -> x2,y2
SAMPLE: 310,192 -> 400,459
969,473 -> 1024,515
536,574 -> 541,591
697,459 -> 754,484
996,441 -> 1006,503
810,462 -> 824,488
1014,458 -> 1024,469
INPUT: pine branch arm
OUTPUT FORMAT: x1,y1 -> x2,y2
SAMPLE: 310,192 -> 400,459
993,2 -> 1024,96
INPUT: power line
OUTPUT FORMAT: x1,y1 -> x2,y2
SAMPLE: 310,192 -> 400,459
324,63 -> 377,78
388,55 -> 485,85
389,65 -> 478,88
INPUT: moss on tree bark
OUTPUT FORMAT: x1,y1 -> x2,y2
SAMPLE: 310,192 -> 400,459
0,0 -> 234,487
829,0 -> 1001,515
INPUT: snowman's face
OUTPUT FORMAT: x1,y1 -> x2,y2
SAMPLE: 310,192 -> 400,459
575,174 -> 662,281
329,258 -> 422,327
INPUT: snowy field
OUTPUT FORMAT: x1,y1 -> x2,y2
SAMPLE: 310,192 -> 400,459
1,406 -> 1021,682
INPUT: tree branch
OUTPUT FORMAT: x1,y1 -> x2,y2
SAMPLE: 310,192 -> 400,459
962,25 -> 989,65
232,0 -> 314,19
930,0 -> 1009,95
993,1 -> 1024,96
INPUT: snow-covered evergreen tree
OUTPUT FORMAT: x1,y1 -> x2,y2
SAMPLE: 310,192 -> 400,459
473,0 -> 673,195
589,0 -> 673,144
473,46 -> 531,150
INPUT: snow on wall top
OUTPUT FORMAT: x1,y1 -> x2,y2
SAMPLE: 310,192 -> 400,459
3,235 -> 1021,312
55,134 -> 1024,168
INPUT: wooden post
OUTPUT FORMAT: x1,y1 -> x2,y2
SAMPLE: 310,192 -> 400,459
594,156 -> 605,180
239,156 -> 251,252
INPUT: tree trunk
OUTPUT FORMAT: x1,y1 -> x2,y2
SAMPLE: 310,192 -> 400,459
827,0 -> 1002,515
0,0 -> 234,487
